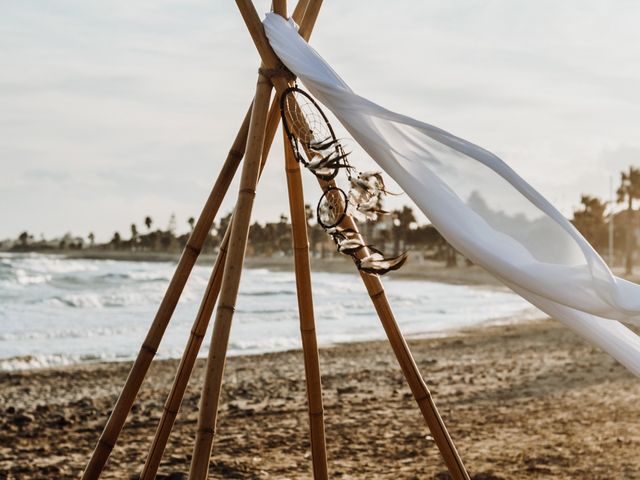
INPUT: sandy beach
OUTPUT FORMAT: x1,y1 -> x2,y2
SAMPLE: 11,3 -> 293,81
1,317 -> 638,479
4,2 -> 640,480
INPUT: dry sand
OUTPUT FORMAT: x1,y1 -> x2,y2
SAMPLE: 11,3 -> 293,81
1,318 -> 639,479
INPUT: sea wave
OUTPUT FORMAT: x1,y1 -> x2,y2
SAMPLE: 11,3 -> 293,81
14,269 -> 51,285
240,290 -> 295,297
0,324 -> 143,341
0,352 -> 121,371
0,252 -> 538,371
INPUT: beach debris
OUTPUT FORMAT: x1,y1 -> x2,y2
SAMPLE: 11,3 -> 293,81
336,385 -> 357,395
11,412 -> 34,426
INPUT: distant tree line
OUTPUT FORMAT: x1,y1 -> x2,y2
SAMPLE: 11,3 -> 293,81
571,166 -> 640,274
7,206 -> 453,263
6,165 -> 640,273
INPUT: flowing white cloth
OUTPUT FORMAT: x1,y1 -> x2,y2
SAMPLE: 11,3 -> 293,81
263,13 -> 640,376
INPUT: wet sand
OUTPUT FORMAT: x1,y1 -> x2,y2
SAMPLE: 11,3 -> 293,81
1,318 -> 638,479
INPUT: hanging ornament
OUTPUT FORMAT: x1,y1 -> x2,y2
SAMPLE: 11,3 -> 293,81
281,86 -> 407,275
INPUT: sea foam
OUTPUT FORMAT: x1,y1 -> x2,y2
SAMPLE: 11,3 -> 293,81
0,252 -> 538,371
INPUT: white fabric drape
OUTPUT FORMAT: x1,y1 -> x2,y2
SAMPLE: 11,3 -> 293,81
263,13 -> 640,376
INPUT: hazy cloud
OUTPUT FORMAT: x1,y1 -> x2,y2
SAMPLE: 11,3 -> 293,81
599,145 -> 640,175
1,0 -> 639,241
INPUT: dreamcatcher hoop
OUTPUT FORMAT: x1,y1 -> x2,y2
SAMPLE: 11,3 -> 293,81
280,86 -> 407,276
316,187 -> 348,229
280,86 -> 346,181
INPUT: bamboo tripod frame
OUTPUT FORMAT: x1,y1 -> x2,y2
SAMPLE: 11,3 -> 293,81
81,1 -> 469,479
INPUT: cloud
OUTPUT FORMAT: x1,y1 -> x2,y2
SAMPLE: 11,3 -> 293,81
1,0 -> 639,241
599,145 -> 640,174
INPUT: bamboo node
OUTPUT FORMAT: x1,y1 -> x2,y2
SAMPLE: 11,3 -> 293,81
197,426 -> 216,437
258,65 -> 295,82
163,405 -> 180,415
97,437 -> 116,449
416,392 -> 433,402
368,290 -> 385,300
190,329 -> 205,340
218,304 -> 236,313
239,187 -> 256,197
185,243 -> 202,255
141,343 -> 158,355
228,148 -> 244,160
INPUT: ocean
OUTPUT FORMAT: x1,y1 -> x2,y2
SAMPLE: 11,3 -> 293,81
0,252 -> 536,370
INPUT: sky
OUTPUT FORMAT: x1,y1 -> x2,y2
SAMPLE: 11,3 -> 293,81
1,0 -> 639,242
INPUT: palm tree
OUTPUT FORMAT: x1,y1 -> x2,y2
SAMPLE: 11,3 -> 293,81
111,232 -> 122,250
304,204 -> 320,257
167,213 -> 177,235
616,166 -> 640,274
217,213 -> 233,244
572,195 -> 608,252
130,223 -> 138,250
304,204 -> 313,227
144,216 -> 153,232
278,214 -> 291,255
391,206 -> 416,255
88,232 -> 95,247
188,217 -> 195,231
18,231 -> 29,246
248,221 -> 264,254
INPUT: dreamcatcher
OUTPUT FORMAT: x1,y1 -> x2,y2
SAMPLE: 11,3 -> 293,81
280,86 -> 407,275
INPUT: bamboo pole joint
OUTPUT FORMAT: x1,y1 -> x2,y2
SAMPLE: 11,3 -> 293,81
258,65 -> 295,81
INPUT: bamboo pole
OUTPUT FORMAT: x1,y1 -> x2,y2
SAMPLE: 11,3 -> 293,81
139,227 -> 230,480
139,96 -> 275,480
188,5 -> 291,477
336,207 -> 470,480
235,0 -> 319,94
187,5 -> 290,478
81,102 -> 253,480
296,0 -> 320,39
139,2 -> 320,477
292,0 -> 309,19
361,276 -> 469,478
283,128 -> 329,479
235,1 -> 468,477
140,95 -> 283,479
188,72 -> 273,480
272,0 -> 287,17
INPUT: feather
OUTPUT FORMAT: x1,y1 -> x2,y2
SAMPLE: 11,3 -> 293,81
336,239 -> 368,255
358,252 -> 408,275
309,136 -> 339,152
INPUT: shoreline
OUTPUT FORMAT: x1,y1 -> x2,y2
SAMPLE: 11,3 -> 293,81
20,249 -> 507,287
0,310 -> 541,373
17,248 -> 640,286
1,318 -> 638,479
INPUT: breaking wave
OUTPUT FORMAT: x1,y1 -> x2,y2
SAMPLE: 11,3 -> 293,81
0,252 -> 538,371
